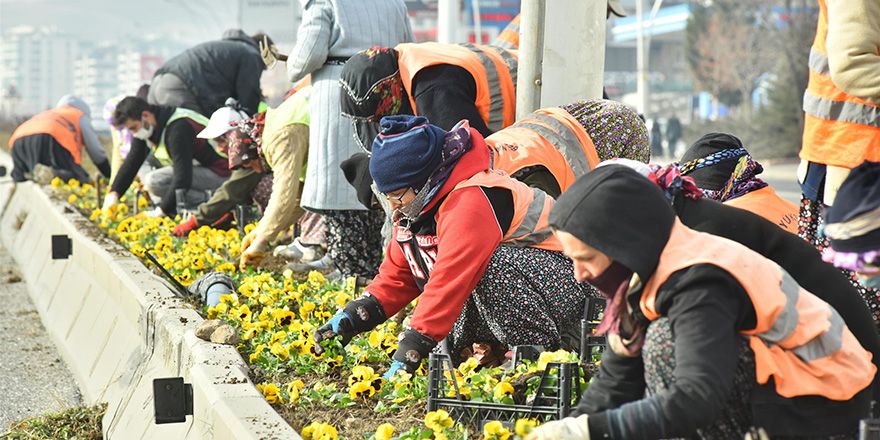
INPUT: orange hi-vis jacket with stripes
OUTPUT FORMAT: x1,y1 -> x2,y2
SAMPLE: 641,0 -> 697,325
640,219 -> 875,401
442,168 -> 560,252
9,106 -> 85,164
725,186 -> 799,234
486,107 -> 600,193
801,0 -> 880,168
493,13 -> 521,50
396,42 -> 518,134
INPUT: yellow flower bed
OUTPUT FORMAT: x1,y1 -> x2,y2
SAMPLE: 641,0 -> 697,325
54,177 -> 589,439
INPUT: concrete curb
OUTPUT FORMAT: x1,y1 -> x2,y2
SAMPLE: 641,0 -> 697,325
0,182 -> 300,440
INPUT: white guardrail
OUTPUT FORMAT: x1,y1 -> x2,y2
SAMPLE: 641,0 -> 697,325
0,181 -> 301,440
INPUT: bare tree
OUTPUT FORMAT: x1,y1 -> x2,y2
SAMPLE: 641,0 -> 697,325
687,0 -> 776,116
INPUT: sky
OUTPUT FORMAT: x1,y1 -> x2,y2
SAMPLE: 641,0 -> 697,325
0,0 -> 302,49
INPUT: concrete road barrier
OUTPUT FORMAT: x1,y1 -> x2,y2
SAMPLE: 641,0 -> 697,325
0,182 -> 301,440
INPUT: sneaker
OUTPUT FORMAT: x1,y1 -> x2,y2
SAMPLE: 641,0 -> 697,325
287,254 -> 335,274
273,238 -> 324,262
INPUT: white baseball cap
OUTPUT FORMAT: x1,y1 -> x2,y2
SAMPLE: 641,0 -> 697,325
198,104 -> 249,139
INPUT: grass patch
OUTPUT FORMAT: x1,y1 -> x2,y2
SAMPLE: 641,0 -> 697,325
0,403 -> 107,440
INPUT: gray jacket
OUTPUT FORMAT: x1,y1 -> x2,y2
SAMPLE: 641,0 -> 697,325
287,0 -> 414,211
154,29 -> 264,115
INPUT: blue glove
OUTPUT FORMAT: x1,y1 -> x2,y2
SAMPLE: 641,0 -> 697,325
313,312 -> 356,355
383,360 -> 409,380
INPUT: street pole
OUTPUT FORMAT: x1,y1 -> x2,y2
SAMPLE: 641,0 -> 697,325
438,0 -> 461,44
540,0 -> 605,108
516,0 -> 545,120
636,0 -> 647,116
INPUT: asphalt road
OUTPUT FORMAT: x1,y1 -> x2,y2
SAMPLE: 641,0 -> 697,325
0,152 -> 83,432
0,247 -> 84,431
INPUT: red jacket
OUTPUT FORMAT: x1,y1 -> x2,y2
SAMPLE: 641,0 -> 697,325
367,129 -> 543,341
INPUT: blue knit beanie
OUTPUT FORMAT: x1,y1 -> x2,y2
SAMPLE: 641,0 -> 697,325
370,115 -> 446,193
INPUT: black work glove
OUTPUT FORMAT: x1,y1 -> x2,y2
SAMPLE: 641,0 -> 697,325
313,293 -> 387,355
385,327 -> 437,379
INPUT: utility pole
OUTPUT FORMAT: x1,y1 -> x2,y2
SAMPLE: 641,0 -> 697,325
438,0 -> 462,44
517,0 -> 606,119
636,0 -> 647,116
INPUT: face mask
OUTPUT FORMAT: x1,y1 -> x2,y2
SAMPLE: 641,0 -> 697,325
133,118 -> 154,140
858,272 -> 880,289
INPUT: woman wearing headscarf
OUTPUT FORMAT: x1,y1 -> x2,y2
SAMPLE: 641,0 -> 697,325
678,133 -> 799,234
605,158 -> 880,410
341,98 -> 650,209
527,164 -> 874,439
272,0 -> 414,280
220,88 -> 311,270
312,115 -> 595,378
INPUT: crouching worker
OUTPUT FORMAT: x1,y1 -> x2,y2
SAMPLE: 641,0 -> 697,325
678,133 -> 799,233
314,115 -> 596,379
228,89 -> 311,270
102,96 -> 231,218
527,164 -> 874,439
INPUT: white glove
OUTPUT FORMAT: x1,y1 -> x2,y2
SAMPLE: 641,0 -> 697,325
525,414 -> 590,440
102,192 -> 120,211
142,206 -> 166,218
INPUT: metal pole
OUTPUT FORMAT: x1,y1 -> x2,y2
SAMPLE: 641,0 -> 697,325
473,0 -> 482,44
636,0 -> 647,116
515,0 -> 545,120
539,0 -> 605,108
438,0 -> 461,44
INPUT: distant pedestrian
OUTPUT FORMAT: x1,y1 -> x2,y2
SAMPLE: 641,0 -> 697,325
665,114 -> 682,156
650,119 -> 664,158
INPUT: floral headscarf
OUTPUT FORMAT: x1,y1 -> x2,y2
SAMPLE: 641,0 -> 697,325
560,99 -> 651,164
227,111 -> 266,170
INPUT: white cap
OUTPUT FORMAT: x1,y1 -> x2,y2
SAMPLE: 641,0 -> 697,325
198,105 -> 249,139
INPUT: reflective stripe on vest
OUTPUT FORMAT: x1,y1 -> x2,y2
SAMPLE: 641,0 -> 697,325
154,108 -> 220,167
801,0 -> 880,168
724,186 -> 799,234
397,42 -> 518,133
640,219 -> 875,401
9,106 -> 85,164
486,107 -> 599,192
493,14 -> 521,50
441,168 -> 561,251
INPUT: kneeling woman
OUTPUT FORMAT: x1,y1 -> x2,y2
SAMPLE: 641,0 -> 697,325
530,165 -> 874,439
314,115 -> 595,376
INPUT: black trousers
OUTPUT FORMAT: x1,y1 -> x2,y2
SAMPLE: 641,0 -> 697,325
11,133 -> 89,183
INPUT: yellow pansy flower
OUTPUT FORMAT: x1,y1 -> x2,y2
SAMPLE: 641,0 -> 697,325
515,418 -> 538,436
255,382 -> 283,404
374,423 -> 394,440
483,420 -> 510,440
425,409 -> 454,432
493,382 -> 514,400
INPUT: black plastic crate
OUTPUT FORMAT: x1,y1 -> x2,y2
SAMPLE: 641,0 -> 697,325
426,353 -> 582,428
580,297 -> 606,364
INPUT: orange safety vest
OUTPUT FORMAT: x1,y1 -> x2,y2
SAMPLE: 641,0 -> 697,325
493,13 -> 521,50
725,186 -> 800,234
640,219 -> 875,401
801,0 -> 880,168
440,168 -> 561,252
396,42 -> 518,133
486,107 -> 600,193
9,106 -> 85,164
